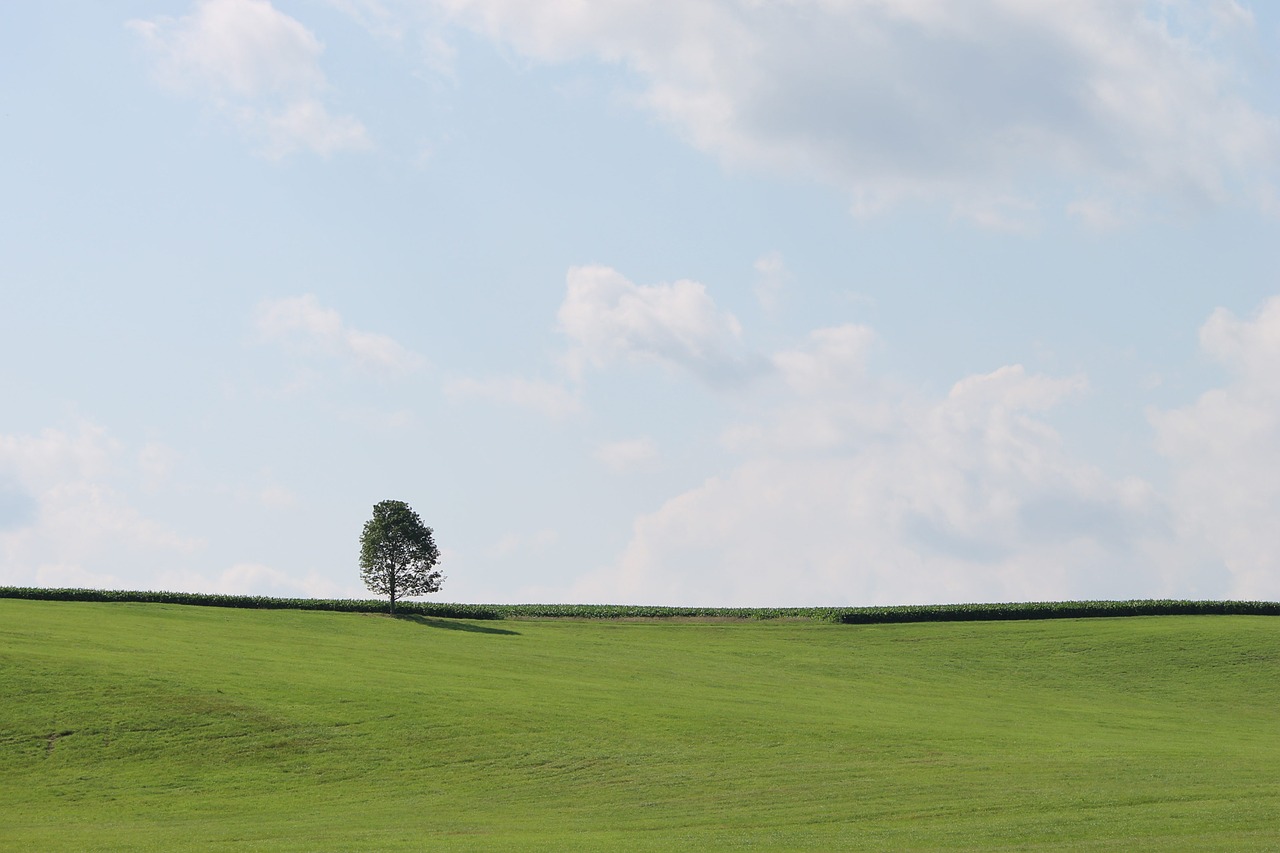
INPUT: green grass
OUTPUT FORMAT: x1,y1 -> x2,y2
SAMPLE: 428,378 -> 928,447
2,600 -> 1278,850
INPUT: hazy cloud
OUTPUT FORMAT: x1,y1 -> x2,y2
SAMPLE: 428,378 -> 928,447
0,425 -> 204,588
773,324 -> 878,396
445,376 -> 582,419
0,476 -> 37,533
138,442 -> 181,492
572,339 -> 1163,606
254,294 -> 425,374
486,528 -> 559,558
753,251 -> 791,312
558,265 -> 757,384
594,437 -> 658,472
156,561 -> 359,598
421,0 -> 1279,223
131,0 -> 371,157
1150,296 -> 1280,600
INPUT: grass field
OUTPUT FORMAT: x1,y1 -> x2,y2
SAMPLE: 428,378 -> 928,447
2,600 -> 1278,850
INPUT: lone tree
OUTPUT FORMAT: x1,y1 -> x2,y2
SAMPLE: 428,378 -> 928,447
359,499 -> 443,614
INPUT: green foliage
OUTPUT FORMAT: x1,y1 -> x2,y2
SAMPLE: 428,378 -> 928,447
358,499 -> 443,613
0,585 -> 487,617
2,586 -> 1278,623
3,600 -> 1279,850
829,598 -> 1280,623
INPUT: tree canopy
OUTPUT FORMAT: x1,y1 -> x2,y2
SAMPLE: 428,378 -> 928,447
359,500 -> 443,614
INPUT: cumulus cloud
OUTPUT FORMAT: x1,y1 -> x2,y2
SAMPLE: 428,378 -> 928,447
566,291 -> 1280,606
721,324 -> 887,454
445,376 -> 582,419
573,339 -> 1165,606
773,324 -> 878,396
451,265 -> 759,419
0,425 -> 360,596
254,294 -> 425,374
418,0 -> 1278,222
0,424 -> 205,588
130,0 -> 371,157
1150,297 -> 1280,600
558,264 -> 757,383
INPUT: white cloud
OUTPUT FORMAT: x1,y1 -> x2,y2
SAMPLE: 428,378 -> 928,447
594,437 -> 658,472
422,0 -> 1278,223
558,264 -> 756,383
571,324 -> 1167,605
259,485 -> 297,509
1150,297 -> 1280,600
156,562 -> 360,598
0,473 -> 38,534
130,0 -> 371,157
773,324 -> 878,396
0,425 -> 205,588
325,0 -> 407,42
946,363 -> 1087,413
258,98 -> 371,157
568,293 -> 1280,607
254,294 -> 425,374
1066,197 -> 1131,230
1210,0 -> 1255,33
753,251 -> 791,312
138,442 -> 181,492
445,376 -> 582,419
950,194 -> 1040,234
722,324 -> 888,455
485,528 -> 559,558
1196,297 -> 1280,387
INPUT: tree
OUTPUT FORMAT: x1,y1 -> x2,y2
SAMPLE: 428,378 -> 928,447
359,500 -> 443,614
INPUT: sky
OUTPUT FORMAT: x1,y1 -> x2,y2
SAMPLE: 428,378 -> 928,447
2,0 -> 1280,606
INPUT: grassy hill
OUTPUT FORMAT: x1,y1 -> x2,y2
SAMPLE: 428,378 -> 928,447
2,600 -> 1277,850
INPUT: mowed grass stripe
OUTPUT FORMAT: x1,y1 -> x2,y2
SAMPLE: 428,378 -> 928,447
1,600 -> 1277,850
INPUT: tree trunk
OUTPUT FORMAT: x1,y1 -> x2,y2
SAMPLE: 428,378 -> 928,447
390,591 -> 397,615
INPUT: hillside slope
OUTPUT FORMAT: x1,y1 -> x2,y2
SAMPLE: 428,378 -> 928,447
2,600 -> 1277,850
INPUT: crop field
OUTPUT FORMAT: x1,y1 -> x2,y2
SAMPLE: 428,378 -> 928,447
2,600 -> 1278,851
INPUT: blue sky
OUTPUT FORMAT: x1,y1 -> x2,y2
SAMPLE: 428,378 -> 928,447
3,0 -> 1279,605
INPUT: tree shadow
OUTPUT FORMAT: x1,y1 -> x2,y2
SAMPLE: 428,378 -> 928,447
394,614 -> 521,635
